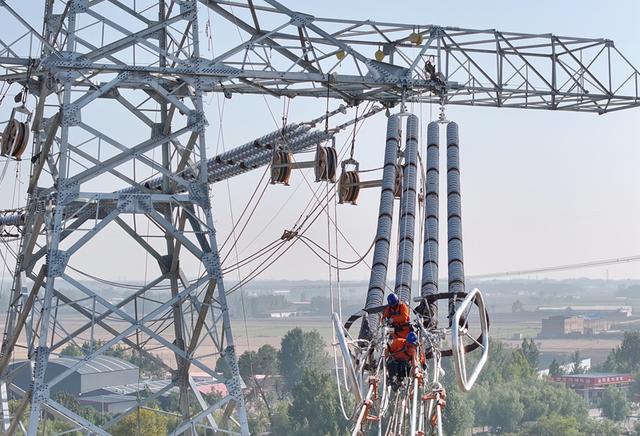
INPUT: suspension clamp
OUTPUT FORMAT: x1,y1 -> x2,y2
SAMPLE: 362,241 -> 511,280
281,229 -> 298,241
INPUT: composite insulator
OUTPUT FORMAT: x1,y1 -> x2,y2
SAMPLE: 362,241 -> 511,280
395,114 -> 419,304
270,150 -> 293,184
420,121 -> 440,328
359,114 -> 401,340
338,170 -> 360,204
447,121 -> 465,323
314,146 -> 338,182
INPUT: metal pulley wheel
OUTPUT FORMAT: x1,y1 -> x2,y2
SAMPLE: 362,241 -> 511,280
338,170 -> 360,204
270,150 -> 293,184
314,146 -> 338,182
1,119 -> 18,156
1,119 -> 30,159
394,163 -> 403,198
11,120 -> 30,159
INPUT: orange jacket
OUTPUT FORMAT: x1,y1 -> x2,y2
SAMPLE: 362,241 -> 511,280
383,302 -> 410,328
387,337 -> 417,362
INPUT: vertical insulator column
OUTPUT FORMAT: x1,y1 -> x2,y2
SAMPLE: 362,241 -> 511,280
394,114 -> 419,304
421,121 -> 440,325
359,115 -> 401,339
447,122 -> 465,322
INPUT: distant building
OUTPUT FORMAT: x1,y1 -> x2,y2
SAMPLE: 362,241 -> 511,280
540,315 -> 584,338
540,315 -> 611,338
99,374 -> 245,398
552,373 -> 633,403
537,305 -> 632,317
268,311 -> 295,318
79,394 -> 138,414
538,358 -> 591,377
10,356 -> 138,397
583,316 -> 610,335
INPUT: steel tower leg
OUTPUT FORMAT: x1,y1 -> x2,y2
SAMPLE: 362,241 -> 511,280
0,1 -> 249,434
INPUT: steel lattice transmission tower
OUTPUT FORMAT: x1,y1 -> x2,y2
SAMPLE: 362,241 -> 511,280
0,0 -> 250,434
0,0 -> 638,435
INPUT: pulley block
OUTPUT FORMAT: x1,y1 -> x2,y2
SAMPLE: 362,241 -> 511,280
1,119 -> 30,160
270,150 -> 293,185
314,145 -> 338,182
338,170 -> 360,204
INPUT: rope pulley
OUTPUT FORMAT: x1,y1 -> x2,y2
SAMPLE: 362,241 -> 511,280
270,142 -> 337,185
338,169 -> 360,205
270,149 -> 293,185
1,106 -> 31,160
338,159 -> 402,205
338,158 -> 360,204
313,144 -> 338,182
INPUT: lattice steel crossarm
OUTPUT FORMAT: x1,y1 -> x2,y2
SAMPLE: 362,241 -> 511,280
199,0 -> 640,113
3,0 -> 638,113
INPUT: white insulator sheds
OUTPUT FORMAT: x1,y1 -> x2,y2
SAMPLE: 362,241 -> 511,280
394,114 -> 419,304
359,115 -> 401,340
447,122 -> 465,319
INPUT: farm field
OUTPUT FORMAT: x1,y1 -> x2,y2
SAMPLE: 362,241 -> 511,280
1,308 -> 632,370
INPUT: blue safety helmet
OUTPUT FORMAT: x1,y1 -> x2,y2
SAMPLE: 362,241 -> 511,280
406,332 -> 418,345
387,293 -> 399,307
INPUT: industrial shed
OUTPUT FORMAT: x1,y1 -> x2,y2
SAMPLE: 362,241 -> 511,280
79,394 -> 138,414
10,356 -> 139,397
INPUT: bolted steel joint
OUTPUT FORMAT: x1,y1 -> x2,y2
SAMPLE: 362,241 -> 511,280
188,181 -> 210,209
56,179 -> 80,205
47,249 -> 69,277
200,252 -> 220,276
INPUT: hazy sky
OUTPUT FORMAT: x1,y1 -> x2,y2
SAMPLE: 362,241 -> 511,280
0,0 -> 638,285
210,0 -> 640,282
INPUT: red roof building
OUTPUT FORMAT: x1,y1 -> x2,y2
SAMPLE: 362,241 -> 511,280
551,373 -> 633,404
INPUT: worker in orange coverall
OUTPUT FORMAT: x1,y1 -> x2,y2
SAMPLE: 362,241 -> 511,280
382,293 -> 412,339
386,331 -> 420,389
